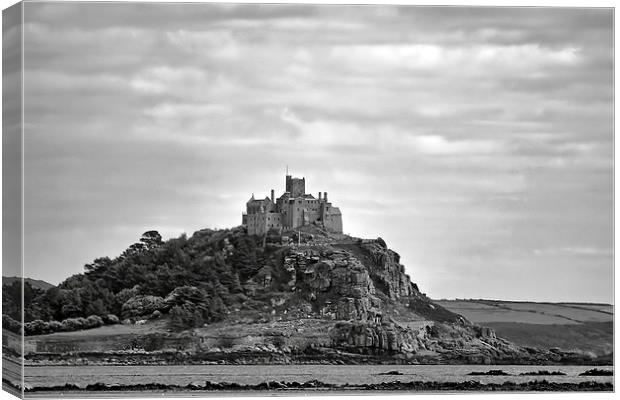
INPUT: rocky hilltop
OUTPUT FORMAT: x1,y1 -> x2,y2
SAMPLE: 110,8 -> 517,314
191,227 -> 563,364
5,225 -> 602,365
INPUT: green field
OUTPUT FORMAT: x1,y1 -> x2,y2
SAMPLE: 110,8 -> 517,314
436,299 -> 613,357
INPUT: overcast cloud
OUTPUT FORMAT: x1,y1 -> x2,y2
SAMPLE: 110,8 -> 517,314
21,3 -> 613,302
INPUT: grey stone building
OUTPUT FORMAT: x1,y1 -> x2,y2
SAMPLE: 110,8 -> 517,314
242,174 -> 342,235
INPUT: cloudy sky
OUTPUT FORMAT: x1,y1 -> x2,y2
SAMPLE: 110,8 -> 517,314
20,3 -> 613,302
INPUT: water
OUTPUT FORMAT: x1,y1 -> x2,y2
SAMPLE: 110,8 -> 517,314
23,364 -> 614,389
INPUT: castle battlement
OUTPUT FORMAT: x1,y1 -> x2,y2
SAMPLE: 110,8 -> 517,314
242,174 -> 342,235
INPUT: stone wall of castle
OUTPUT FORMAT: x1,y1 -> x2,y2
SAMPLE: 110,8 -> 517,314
324,208 -> 343,233
246,212 -> 282,235
243,174 -> 342,235
283,196 -> 322,229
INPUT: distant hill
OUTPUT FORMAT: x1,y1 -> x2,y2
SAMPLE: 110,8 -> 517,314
435,299 -> 613,357
2,276 -> 55,291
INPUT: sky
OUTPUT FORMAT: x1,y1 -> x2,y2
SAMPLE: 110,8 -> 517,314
17,3 -> 613,303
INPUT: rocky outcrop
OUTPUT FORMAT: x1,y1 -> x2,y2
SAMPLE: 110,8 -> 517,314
330,240 -> 425,304
285,248 -> 384,323
329,321 -> 421,355
358,241 -> 418,300
237,233 -> 503,361
23,228 -> 591,366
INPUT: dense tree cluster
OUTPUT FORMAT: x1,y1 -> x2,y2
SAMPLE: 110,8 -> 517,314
3,227 -> 287,334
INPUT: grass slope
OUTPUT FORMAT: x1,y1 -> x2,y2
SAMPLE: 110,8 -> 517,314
483,321 -> 612,356
435,299 -> 613,357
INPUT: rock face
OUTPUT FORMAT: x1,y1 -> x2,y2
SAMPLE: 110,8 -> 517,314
356,240 -> 417,300
222,231 -> 581,364
329,321 -> 422,354
222,231 -> 525,362
295,248 -> 383,322
278,237 -> 458,326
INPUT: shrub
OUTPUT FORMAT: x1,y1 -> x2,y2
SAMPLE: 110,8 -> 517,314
22,316 -> 108,335
20,318 -> 100,336
24,319 -> 47,335
60,318 -> 76,332
60,317 -> 88,332
103,314 -> 120,324
121,295 -> 165,319
115,287 -> 139,308
85,315 -> 104,329
47,320 -> 62,332
2,315 -> 22,334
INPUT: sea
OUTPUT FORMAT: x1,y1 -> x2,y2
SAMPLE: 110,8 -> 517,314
20,364 -> 614,389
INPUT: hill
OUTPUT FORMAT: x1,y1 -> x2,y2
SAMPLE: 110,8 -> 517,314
2,276 -> 54,291
436,299 -> 613,357
3,226 -> 608,365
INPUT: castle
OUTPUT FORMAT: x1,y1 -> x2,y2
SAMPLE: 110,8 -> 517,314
242,173 -> 343,235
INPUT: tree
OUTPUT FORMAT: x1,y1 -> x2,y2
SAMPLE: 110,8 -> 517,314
38,286 -> 64,321
115,286 -> 140,313
230,237 -> 258,280
84,299 -> 107,317
79,281 -> 114,317
164,286 -> 208,308
170,304 -> 199,330
140,230 -> 163,250
58,274 -> 87,290
3,281 -> 22,320
123,242 -> 146,258
84,257 -> 113,275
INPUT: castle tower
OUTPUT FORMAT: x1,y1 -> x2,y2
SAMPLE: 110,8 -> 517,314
285,174 -> 305,198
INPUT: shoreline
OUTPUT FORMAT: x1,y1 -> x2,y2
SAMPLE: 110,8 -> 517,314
6,379 -> 613,393
17,350 -> 613,367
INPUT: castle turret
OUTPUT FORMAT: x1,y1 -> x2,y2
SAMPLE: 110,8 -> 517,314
286,174 -> 305,198
318,192 -> 322,201
324,192 -> 328,202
